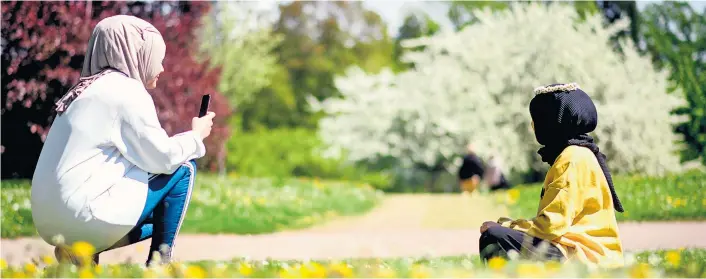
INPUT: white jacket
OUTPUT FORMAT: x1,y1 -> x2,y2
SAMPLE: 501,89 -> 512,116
31,72 -> 205,252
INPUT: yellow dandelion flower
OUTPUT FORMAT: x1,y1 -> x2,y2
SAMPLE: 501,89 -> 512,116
314,178 -> 324,189
544,261 -> 561,273
143,269 -> 157,278
488,257 -> 506,271
325,210 -> 338,218
78,268 -> 94,279
409,264 -> 431,278
110,265 -> 121,277
94,265 -> 103,274
279,267 -> 299,278
0,259 -> 7,270
629,263 -> 653,278
256,197 -> 266,206
184,265 -> 207,278
24,263 -> 37,275
301,262 -> 326,278
507,189 -> 520,204
375,267 -> 397,278
243,197 -> 252,206
238,262 -> 254,277
42,255 -> 56,266
71,241 -> 95,258
328,262 -> 353,278
665,251 -> 681,266
516,263 -> 544,278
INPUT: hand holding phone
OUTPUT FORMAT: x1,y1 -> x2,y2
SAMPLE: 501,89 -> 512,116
193,94 -> 215,139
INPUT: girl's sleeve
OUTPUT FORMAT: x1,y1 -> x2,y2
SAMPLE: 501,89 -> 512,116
500,161 -> 581,240
111,92 -> 206,174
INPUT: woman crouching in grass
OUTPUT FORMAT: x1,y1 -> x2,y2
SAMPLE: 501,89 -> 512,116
30,15 -> 215,266
479,83 -> 625,268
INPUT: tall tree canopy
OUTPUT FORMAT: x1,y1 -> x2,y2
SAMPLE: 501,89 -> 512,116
1,1 -> 230,178
641,1 -> 706,165
238,1 -> 396,131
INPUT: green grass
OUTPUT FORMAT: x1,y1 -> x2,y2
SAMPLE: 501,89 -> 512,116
0,175 -> 383,238
4,249 -> 705,278
494,170 -> 706,222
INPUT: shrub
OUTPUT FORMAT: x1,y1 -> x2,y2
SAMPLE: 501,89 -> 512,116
226,128 -> 392,189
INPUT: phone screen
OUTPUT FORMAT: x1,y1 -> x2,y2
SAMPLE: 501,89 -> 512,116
198,94 -> 211,117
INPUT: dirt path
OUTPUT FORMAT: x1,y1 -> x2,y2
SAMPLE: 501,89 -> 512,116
3,194 -> 706,266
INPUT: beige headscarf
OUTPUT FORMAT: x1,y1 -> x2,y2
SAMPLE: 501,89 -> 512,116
55,15 -> 166,114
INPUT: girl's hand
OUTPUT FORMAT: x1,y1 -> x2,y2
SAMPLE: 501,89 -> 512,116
192,112 -> 215,139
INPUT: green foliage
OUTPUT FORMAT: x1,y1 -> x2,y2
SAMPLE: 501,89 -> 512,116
447,1 -> 636,43
226,128 -> 392,189
393,13 -> 441,71
198,1 -> 283,108
238,1 -> 397,130
448,0 -> 513,30
1,186 -> 33,238
0,176 -> 382,238
635,249 -> 706,278
495,171 -> 706,222
6,249 -> 706,278
641,1 -> 706,166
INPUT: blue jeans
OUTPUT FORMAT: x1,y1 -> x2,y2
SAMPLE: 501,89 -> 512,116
99,160 -> 196,265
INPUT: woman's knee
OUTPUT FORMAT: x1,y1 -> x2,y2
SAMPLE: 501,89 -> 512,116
483,225 -> 507,240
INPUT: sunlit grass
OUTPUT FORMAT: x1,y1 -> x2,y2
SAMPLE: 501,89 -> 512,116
494,170 -> 706,222
3,246 -> 704,278
1,175 -> 383,238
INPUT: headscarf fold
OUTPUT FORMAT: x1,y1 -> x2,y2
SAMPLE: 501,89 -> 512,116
55,15 -> 166,115
529,83 -> 624,213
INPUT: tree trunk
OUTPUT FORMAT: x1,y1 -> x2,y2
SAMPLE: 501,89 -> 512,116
426,170 -> 441,193
218,141 -> 226,177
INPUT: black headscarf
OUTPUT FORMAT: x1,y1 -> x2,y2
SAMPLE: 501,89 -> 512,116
529,83 -> 624,213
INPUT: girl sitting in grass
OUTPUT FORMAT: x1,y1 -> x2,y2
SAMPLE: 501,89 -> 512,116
478,83 -> 624,268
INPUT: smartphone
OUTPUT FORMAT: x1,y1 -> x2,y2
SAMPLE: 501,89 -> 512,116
198,94 -> 211,117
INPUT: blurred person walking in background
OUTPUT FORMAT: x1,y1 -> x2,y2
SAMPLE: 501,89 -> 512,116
458,143 -> 484,193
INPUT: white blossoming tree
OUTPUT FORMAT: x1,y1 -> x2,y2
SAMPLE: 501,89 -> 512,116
312,3 -> 684,183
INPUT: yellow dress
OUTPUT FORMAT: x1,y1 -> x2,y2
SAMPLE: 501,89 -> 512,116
498,145 -> 624,267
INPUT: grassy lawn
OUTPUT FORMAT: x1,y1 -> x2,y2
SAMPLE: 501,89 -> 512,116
0,175 -> 383,238
4,249 -> 704,278
494,170 -> 706,222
